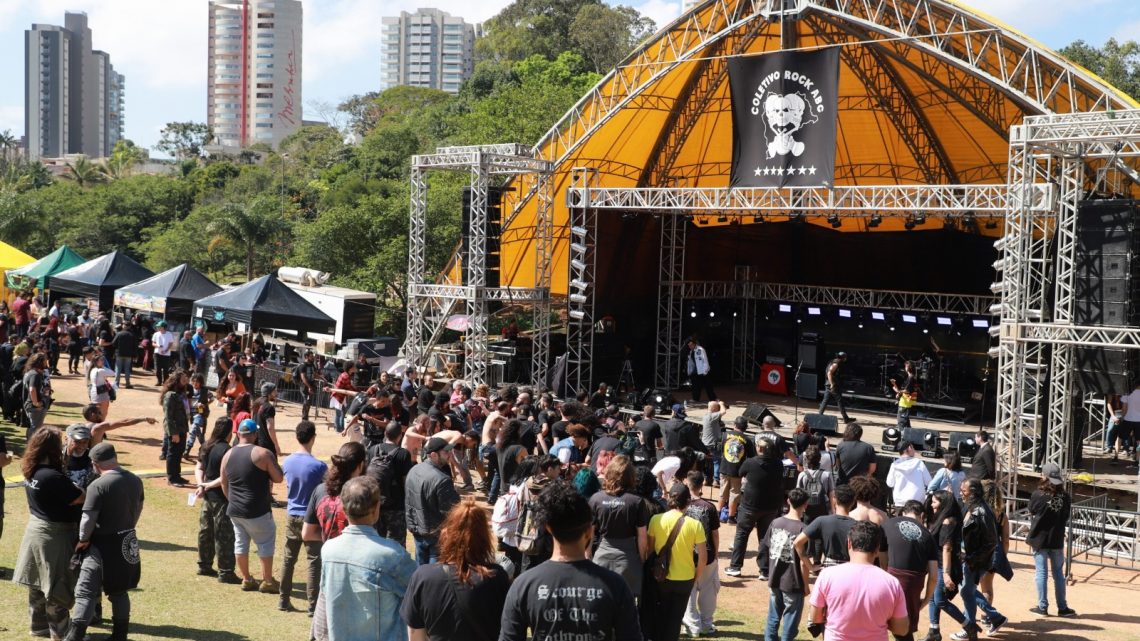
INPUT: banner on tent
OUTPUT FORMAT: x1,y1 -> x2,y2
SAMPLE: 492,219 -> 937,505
729,48 -> 840,188
114,291 -> 166,314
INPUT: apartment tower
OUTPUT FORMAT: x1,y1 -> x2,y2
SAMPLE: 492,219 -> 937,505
380,9 -> 477,95
208,0 -> 303,150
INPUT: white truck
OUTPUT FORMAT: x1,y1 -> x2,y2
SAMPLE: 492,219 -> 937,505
277,267 -> 376,346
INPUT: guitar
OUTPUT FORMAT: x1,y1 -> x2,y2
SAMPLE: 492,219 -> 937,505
890,378 -> 919,402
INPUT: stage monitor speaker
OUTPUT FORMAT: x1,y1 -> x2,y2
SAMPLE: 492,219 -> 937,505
797,372 -> 818,400
902,427 -> 942,457
947,432 -> 978,462
804,413 -> 839,436
742,403 -> 782,427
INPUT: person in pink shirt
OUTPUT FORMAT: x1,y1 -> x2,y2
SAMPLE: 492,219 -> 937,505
808,521 -> 910,641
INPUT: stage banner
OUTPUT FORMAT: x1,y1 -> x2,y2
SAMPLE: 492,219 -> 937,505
729,48 -> 840,188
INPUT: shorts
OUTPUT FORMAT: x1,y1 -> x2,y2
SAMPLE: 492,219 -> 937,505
231,512 -> 277,558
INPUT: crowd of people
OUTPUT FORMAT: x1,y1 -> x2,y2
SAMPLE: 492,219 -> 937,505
0,304 -> 1083,641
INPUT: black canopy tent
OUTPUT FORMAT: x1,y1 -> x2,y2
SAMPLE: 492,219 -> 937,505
114,264 -> 223,319
193,275 -> 335,335
48,250 -> 155,312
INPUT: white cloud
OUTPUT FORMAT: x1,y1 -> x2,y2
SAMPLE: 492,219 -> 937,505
1112,19 -> 1140,42
634,0 -> 682,31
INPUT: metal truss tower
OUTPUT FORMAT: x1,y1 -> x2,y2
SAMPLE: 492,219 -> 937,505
566,168 -> 598,397
403,144 -> 554,387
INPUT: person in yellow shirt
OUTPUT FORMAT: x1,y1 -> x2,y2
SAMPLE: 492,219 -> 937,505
647,484 -> 707,641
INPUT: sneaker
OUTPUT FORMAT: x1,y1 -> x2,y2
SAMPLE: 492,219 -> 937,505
949,631 -> 977,641
700,625 -> 717,636
1057,608 -> 1077,618
218,572 -> 242,585
1029,606 -> 1049,616
241,578 -> 260,591
259,577 -> 280,594
980,616 -> 990,627
197,567 -> 218,577
727,517 -> 738,525
278,599 -> 297,612
920,630 -> 942,641
758,573 -> 769,582
986,615 -> 1007,635
724,566 -> 742,577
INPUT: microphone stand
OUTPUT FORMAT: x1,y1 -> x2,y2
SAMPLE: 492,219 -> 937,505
793,359 -> 804,423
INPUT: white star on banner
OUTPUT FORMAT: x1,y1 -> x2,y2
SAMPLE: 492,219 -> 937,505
754,167 -> 763,177
763,167 -> 771,176
799,166 -> 808,175
808,166 -> 817,175
776,167 -> 784,176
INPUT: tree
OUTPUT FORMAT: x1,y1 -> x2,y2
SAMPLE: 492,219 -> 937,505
156,121 -> 215,160
206,197 -> 286,280
0,130 -> 17,169
100,139 -> 147,181
479,0 -> 602,63
1060,38 -> 1140,102
62,155 -> 105,188
569,4 -> 656,72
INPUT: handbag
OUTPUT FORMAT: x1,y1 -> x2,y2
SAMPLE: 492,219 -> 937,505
649,515 -> 687,582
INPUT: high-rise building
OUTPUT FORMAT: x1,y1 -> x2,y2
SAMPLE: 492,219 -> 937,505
380,9 -> 478,95
24,12 -> 124,160
208,0 -> 303,151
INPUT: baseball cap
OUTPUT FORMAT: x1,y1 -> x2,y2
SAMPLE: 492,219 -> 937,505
1042,462 -> 1064,485
423,437 -> 454,454
90,442 -> 116,464
66,423 -> 93,441
155,320 -> 167,328
260,382 -> 276,397
896,440 -> 914,454
237,418 -> 258,435
669,483 -> 691,503
671,403 -> 686,415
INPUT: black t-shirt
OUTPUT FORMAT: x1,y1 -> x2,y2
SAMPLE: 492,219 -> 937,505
756,430 -> 792,455
590,491 -> 649,540
934,517 -> 962,571
0,434 -> 6,510
358,404 -> 394,439
588,436 -> 621,471
66,451 -> 95,489
684,496 -> 720,562
401,563 -> 510,641
112,330 -> 137,358
793,432 -> 811,455
536,410 -> 556,449
297,361 -> 316,387
719,430 -> 756,477
551,419 -> 570,444
26,465 -> 82,523
882,516 -> 938,573
518,421 -> 538,453
99,330 -> 115,361
202,441 -> 230,501
764,516 -> 806,593
1027,489 -> 1070,550
835,440 -> 877,479
803,514 -> 856,563
417,386 -> 435,413
633,419 -> 661,460
256,404 -> 277,454
739,457 -> 785,512
499,560 -> 640,641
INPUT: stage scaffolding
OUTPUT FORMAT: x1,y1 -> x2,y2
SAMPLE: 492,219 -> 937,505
403,145 -> 554,387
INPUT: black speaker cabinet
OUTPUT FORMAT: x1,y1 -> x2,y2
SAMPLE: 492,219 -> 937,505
797,372 -> 819,400
804,413 -> 839,436
742,403 -> 782,427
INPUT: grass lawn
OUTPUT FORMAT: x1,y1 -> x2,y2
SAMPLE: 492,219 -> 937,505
0,478 -> 767,641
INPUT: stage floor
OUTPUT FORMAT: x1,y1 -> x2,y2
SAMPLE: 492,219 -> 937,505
677,383 -> 1138,507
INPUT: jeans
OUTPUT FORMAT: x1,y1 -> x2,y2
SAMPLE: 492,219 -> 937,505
187,417 -> 205,453
281,515 -> 321,612
1106,420 -> 1132,451
24,405 -> 47,443
154,353 -> 172,385
413,533 -> 438,565
729,508 -> 779,572
114,356 -> 133,386
928,565 -> 965,627
333,407 -> 345,434
71,545 -> 130,626
1033,547 -> 1068,611
198,495 -> 235,575
961,563 -> 1003,628
764,588 -> 804,641
167,435 -> 186,481
897,404 -> 912,429
480,443 -> 500,502
683,560 -> 720,634
818,386 -> 851,420
704,451 -> 720,484
301,386 -> 314,421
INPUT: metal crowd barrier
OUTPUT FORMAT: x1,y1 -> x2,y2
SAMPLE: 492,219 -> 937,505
1008,494 -> 1139,577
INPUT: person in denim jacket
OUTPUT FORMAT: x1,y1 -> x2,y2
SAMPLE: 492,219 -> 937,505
313,476 -> 416,641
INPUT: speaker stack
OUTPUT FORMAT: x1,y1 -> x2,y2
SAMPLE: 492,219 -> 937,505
1074,199 -> 1140,393
796,332 -> 823,400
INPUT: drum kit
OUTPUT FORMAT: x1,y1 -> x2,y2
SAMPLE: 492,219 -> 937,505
878,351 -> 956,402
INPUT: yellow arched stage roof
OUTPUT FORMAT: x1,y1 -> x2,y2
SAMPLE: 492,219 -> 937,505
493,0 -> 1139,296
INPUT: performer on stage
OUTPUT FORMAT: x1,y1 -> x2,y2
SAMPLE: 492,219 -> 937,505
818,352 -> 853,423
890,360 -> 918,429
686,338 -> 717,403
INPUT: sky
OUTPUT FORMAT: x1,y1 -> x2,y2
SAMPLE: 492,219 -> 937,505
0,0 -> 1137,154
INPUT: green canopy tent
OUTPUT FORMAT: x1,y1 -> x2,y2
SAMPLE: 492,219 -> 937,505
5,245 -> 86,291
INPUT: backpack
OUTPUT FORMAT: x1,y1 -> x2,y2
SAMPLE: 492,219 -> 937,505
491,484 -> 523,547
595,449 -> 617,475
803,469 -> 827,507
722,432 -> 747,464
516,487 -> 548,556
616,433 -> 640,459
365,444 -> 400,507
347,391 -> 370,417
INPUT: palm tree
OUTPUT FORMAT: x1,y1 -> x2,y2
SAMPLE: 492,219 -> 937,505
0,130 -> 17,168
206,198 -> 282,280
63,155 -> 104,187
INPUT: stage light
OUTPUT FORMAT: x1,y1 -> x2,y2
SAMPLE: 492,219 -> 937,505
871,311 -> 885,321
808,307 -> 821,316
988,303 -> 1005,315
571,258 -> 587,271
570,242 -> 587,255
988,325 -> 1001,337
889,325 -> 896,332
569,310 -> 586,320
904,216 -> 916,230
697,217 -> 709,225
838,309 -> 852,318
992,258 -> 1006,271
936,317 -> 952,326
797,318 -> 803,324
881,427 -> 901,452
902,314 -> 917,324
717,215 -> 729,223
733,311 -> 738,318
972,319 -> 990,329
914,213 -> 926,225
858,323 -> 864,329
990,281 -> 1004,294
868,214 -> 882,228
569,293 -> 588,305
570,225 -> 588,239
828,214 -> 841,228
751,215 -> 764,224
987,346 -> 1001,359
690,311 -> 697,318
985,220 -> 999,230
570,279 -> 589,291
778,304 -> 792,313
923,328 -> 930,334
709,311 -> 716,318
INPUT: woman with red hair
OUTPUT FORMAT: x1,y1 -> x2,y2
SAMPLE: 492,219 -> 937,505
401,497 -> 510,641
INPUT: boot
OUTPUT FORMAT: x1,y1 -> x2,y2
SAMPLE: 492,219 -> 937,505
63,622 -> 88,641
108,617 -> 128,641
